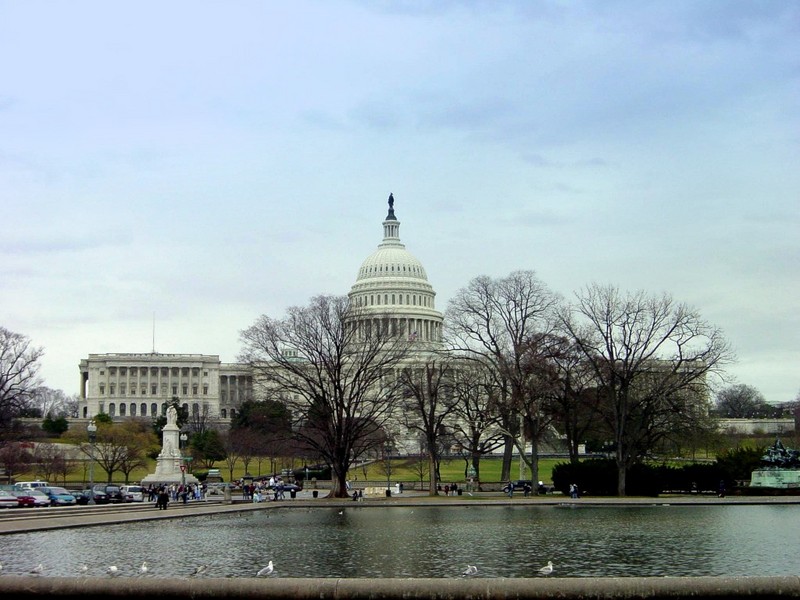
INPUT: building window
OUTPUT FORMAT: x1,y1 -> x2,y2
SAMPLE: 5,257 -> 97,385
204,370 -> 208,376
141,403 -> 148,416
120,383 -> 126,396
221,409 -> 227,418
109,384 -> 115,396
192,385 -> 198,395
99,385 -> 105,395
203,385 -> 209,395
120,367 -> 127,375
108,403 -> 115,417
161,367 -> 168,376
172,385 -> 178,395
130,403 -> 136,416
150,403 -> 157,416
182,385 -> 188,395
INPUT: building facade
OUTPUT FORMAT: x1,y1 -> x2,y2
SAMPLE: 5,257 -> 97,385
78,353 -> 253,421
76,196 -> 441,436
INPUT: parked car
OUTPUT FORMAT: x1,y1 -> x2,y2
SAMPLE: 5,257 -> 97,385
26,489 -> 52,507
10,490 -> 41,508
511,480 -> 553,494
121,485 -> 144,502
40,486 -> 77,506
0,489 -> 20,509
85,487 -> 110,504
13,480 -> 50,491
68,489 -> 91,505
96,484 -> 125,503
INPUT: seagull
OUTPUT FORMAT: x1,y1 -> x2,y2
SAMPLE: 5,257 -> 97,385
139,561 -> 148,575
256,561 -> 274,576
338,510 -> 344,515
30,563 -> 44,575
78,564 -> 89,574
538,561 -> 554,575
191,565 -> 208,576
107,565 -> 119,576
463,565 -> 478,576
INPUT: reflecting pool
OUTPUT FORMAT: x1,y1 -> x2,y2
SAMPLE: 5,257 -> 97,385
1,504 -> 798,578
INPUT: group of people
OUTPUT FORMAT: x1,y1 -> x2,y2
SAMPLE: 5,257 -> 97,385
439,482 -> 459,496
242,476 -> 289,502
146,482 -> 205,507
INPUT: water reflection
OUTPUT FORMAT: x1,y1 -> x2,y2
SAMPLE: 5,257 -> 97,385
1,505 -> 798,578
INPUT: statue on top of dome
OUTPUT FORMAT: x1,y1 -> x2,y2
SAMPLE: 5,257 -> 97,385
387,193 -> 396,219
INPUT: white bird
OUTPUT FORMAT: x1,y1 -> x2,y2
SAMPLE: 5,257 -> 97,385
256,561 -> 274,577
107,565 -> 119,576
78,564 -> 89,574
191,565 -> 208,576
463,565 -> 478,576
538,561 -> 554,575
139,561 -> 148,574
338,510 -> 344,515
30,563 -> 44,575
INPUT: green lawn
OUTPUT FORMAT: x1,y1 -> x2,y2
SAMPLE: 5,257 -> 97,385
18,455 -> 566,487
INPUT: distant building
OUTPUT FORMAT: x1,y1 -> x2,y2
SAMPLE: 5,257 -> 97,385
76,196 -> 443,446
78,353 -> 253,421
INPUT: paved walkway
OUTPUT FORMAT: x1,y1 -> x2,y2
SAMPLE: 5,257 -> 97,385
2,490 -> 799,535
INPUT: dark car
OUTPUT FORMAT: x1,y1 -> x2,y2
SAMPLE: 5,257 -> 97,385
92,485 -> 121,503
85,487 -> 110,504
67,489 -> 90,505
95,485 -> 125,503
511,480 -> 553,494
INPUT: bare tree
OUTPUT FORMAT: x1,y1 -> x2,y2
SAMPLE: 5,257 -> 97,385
30,387 -> 74,419
0,327 -> 44,435
398,358 -> 458,496
714,384 -> 770,418
445,271 -> 562,490
560,283 -> 734,496
449,362 -> 505,482
0,441 -> 33,482
239,295 -> 412,498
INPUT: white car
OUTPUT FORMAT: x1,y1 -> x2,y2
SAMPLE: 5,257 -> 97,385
121,485 -> 144,502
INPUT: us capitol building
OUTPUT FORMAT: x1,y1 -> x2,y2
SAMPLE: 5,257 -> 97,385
77,195 -> 445,437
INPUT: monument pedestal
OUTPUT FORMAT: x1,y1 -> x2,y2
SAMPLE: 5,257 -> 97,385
141,409 -> 199,487
749,468 -> 800,491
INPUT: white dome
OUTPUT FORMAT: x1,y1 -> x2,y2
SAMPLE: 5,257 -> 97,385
347,195 -> 443,344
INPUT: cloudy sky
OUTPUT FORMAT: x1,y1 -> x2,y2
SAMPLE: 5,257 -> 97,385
2,1 -> 798,404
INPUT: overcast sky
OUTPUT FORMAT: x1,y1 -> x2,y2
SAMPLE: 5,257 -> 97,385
2,1 -> 798,404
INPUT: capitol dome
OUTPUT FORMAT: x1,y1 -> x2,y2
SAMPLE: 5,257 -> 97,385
348,194 -> 443,344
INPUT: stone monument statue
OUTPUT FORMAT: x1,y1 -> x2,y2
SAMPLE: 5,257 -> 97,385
141,406 -> 199,487
749,438 -> 800,492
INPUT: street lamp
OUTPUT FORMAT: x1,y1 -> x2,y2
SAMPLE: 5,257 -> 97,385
179,432 -> 188,487
87,420 -> 97,505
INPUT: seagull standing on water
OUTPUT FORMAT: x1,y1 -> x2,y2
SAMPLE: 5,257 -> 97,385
463,565 -> 478,576
30,563 -> 44,575
107,565 -> 119,576
538,561 -> 554,575
257,561 -> 274,576
78,564 -> 89,574
191,565 -> 208,576
139,561 -> 148,575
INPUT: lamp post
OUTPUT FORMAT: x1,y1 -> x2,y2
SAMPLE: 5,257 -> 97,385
179,432 -> 188,487
87,420 -> 97,505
